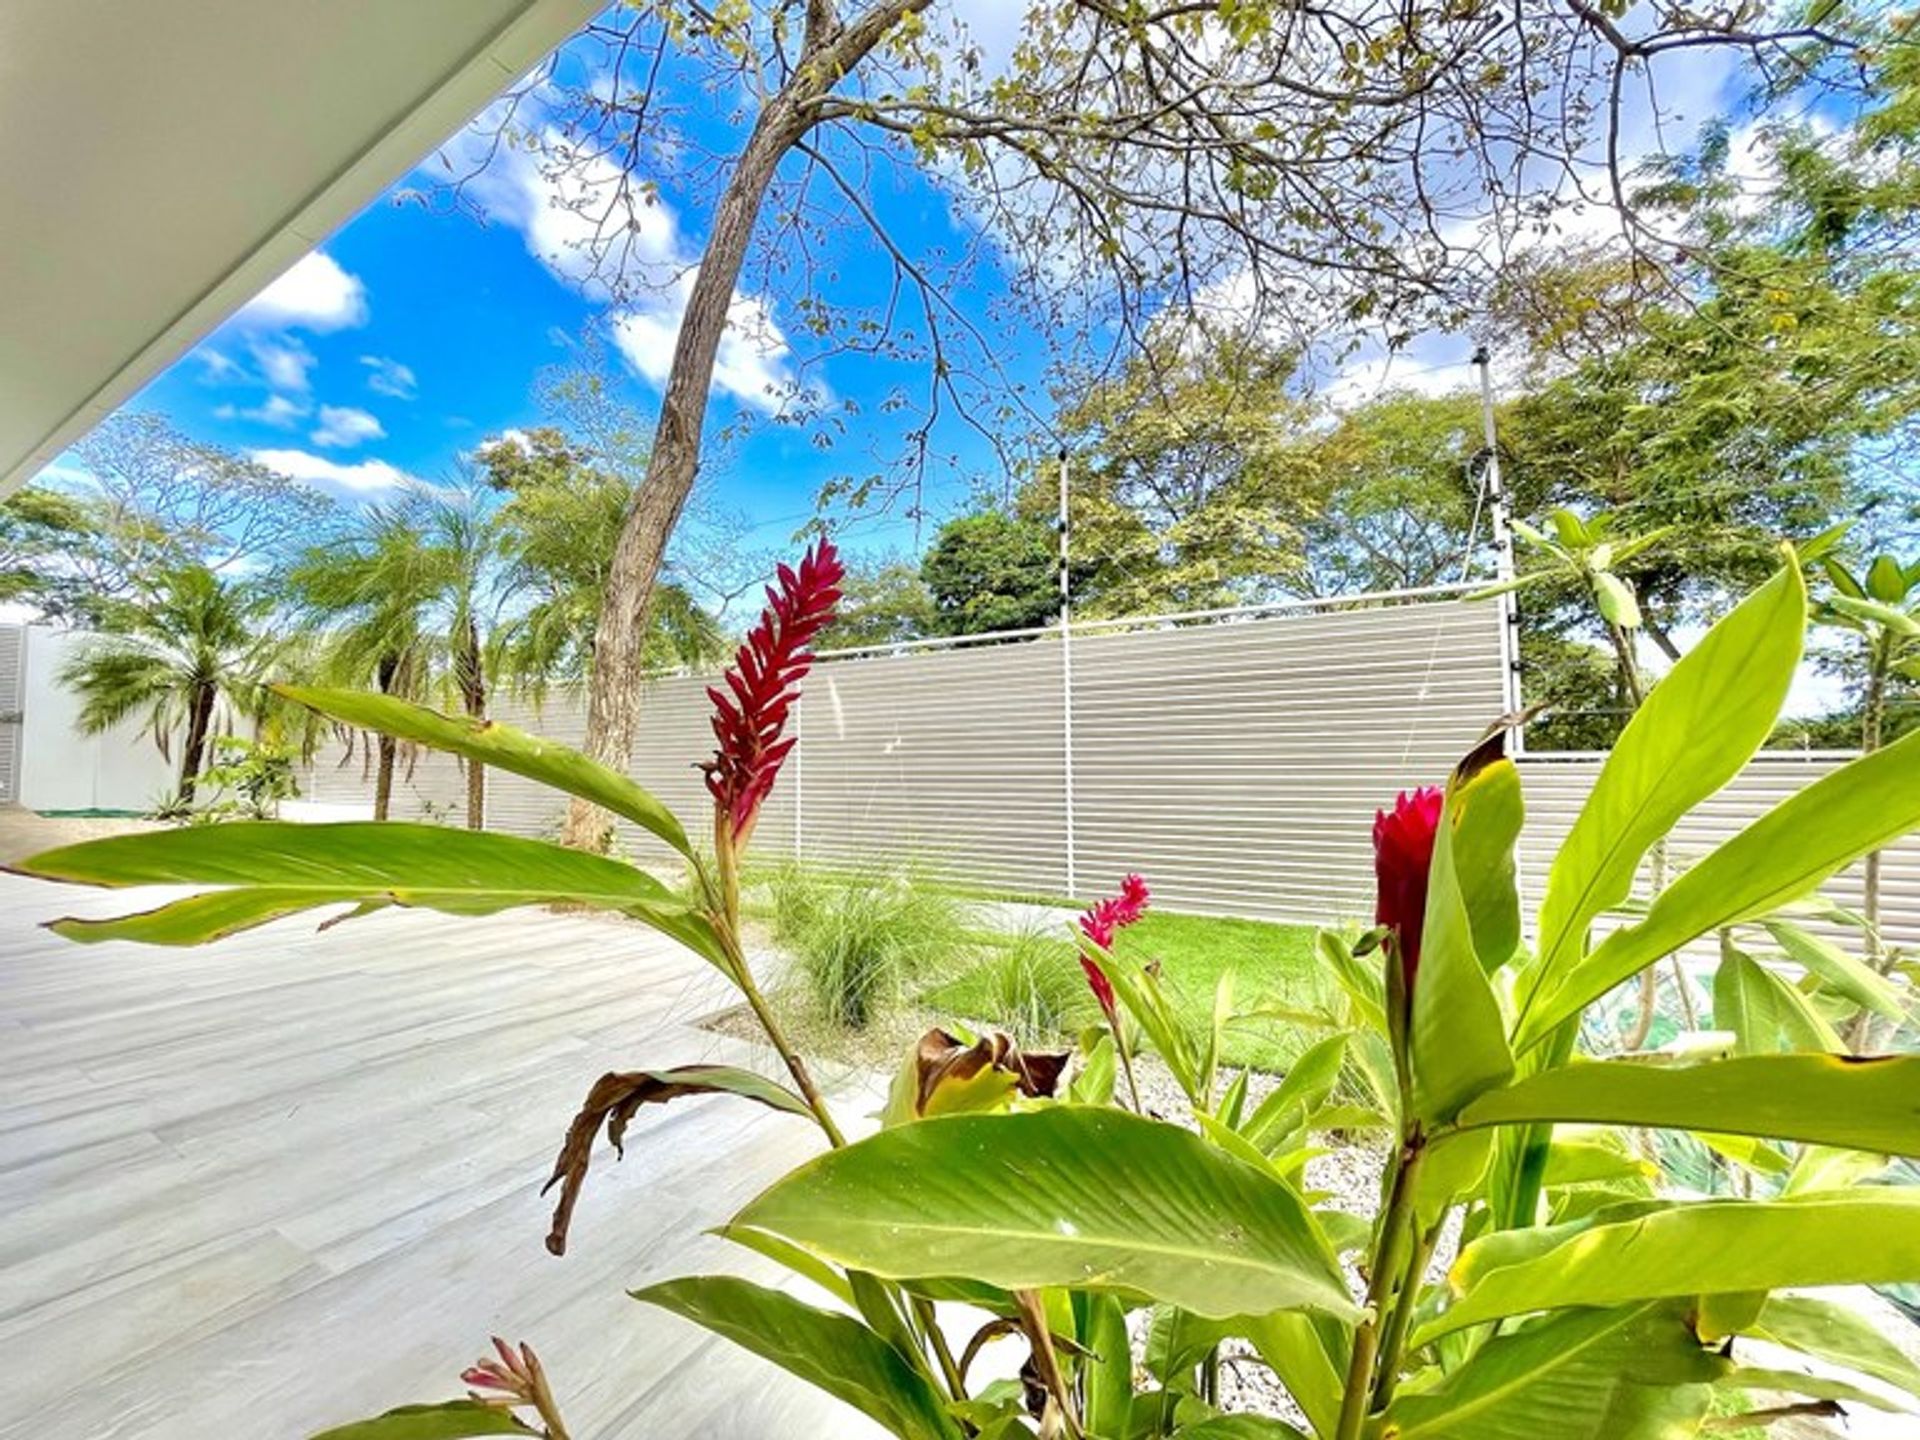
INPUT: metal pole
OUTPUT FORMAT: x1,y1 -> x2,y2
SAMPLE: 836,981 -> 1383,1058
1473,345 -> 1524,732
1058,447 -> 1077,897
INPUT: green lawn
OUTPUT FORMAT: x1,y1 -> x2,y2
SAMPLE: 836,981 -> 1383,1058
923,908 -> 1335,1073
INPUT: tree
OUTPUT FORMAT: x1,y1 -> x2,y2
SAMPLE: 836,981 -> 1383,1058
0,485 -> 108,622
289,485 -> 503,828
1030,332 -> 1313,616
59,565 -> 277,804
482,427 -> 725,686
818,553 -> 935,649
1297,392 -> 1485,598
490,0 -> 1864,847
920,510 -> 1057,637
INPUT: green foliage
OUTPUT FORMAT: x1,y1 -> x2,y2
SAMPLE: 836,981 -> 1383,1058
56,563 -> 286,802
190,735 -> 300,821
24,552 -> 1920,1440
918,510 -> 1058,636
935,924 -> 1092,1042
819,552 -> 937,649
735,1106 -> 1358,1322
769,863 -> 968,1029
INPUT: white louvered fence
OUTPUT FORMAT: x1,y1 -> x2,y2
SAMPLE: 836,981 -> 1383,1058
295,589 -> 1920,948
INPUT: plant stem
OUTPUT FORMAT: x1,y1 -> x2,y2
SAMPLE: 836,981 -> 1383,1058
1370,1221 -> 1439,1411
1335,1143 -> 1422,1440
711,830 -> 846,1148
915,1295 -> 968,1401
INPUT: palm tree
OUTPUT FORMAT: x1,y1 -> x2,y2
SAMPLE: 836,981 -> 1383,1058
59,564 -> 276,804
289,485 -> 502,828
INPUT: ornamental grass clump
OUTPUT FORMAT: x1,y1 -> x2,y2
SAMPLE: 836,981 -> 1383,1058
16,544 -> 1920,1439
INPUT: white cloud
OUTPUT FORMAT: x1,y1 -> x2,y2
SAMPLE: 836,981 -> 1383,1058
215,393 -> 311,427
610,273 -> 806,413
311,405 -> 386,448
194,347 -> 245,384
252,447 -> 412,494
477,427 -> 534,455
239,251 -> 369,332
444,108 -> 804,412
250,336 -> 317,392
359,354 -> 418,399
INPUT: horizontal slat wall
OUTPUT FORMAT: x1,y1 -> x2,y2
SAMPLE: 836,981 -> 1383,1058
1514,753 -> 1920,952
789,639 -> 1070,893
1070,602 -> 1504,920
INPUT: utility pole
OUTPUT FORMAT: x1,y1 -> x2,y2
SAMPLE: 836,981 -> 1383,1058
1058,447 -> 1077,897
1473,345 -> 1525,731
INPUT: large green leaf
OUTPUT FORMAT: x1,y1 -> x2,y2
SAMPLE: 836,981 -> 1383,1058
633,1275 -> 963,1440
1748,1294 -> 1920,1402
278,685 -> 694,858
1081,1293 -> 1133,1440
1763,919 -> 1906,1019
308,1402 -> 536,1440
1451,751 -> 1525,971
12,822 -> 728,968
1381,1302 -> 1722,1439
1452,1053 -> 1920,1156
734,1107 -> 1358,1323
1526,725 -> 1920,1043
1409,756 -> 1515,1124
1712,949 -> 1842,1055
1419,1190 -> 1920,1340
1523,563 -> 1805,1027
1240,1312 -> 1346,1437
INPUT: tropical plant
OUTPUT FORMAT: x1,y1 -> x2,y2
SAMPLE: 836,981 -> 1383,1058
288,485 -> 502,828
16,544 -> 1920,1439
1815,547 -> 1920,1044
190,735 -> 300,821
57,563 -> 280,803
768,861 -> 969,1030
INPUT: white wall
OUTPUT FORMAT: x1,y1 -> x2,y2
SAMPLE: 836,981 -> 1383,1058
18,626 -> 178,812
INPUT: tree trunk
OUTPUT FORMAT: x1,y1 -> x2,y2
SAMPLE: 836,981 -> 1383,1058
558,0 -> 931,850
458,613 -> 487,830
177,683 -> 216,804
560,101 -> 814,850
373,651 -> 401,822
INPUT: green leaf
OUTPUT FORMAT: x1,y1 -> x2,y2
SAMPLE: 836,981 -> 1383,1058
1763,919 -> 1905,1018
1593,570 -> 1642,629
1452,1054 -> 1920,1156
1749,1293 -> 1920,1402
1828,593 -> 1920,636
1173,1417 -> 1308,1439
1242,1033 -> 1347,1152
714,1223 -> 855,1307
1381,1302 -> 1721,1439
1713,949 -> 1842,1054
278,686 -> 695,858
1719,1366 -> 1915,1414
1081,1293 -> 1133,1440
13,822 -> 727,967
633,1275 -> 963,1440
308,1402 -> 536,1440
734,1108 -> 1357,1323
1523,563 -> 1806,1033
1239,1312 -> 1346,1437
1409,757 -> 1515,1124
1419,1190 -> 1920,1340
1868,553 -> 1911,604
1451,753 -> 1525,971
1525,720 -> 1920,1045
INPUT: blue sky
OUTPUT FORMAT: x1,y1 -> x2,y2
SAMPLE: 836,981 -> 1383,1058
97,13 -> 1055,567
57,3 -> 1768,573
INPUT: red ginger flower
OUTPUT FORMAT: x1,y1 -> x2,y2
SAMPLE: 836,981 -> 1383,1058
1373,786 -> 1444,988
463,1336 -> 538,1406
702,538 -> 844,844
1078,873 -> 1150,1011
